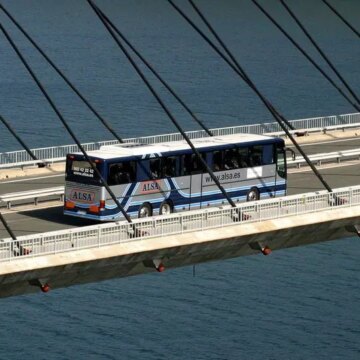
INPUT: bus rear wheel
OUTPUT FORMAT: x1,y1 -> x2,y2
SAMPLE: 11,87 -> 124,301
160,201 -> 173,215
247,188 -> 259,202
138,203 -> 152,218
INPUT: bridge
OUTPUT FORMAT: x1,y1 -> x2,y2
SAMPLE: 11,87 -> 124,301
1,112 -> 360,298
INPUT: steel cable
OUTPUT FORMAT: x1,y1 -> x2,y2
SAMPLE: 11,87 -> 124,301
252,0 -> 360,112
0,3 -> 124,144
88,0 -> 237,207
321,0 -> 360,38
0,113 -> 43,165
0,22 -> 133,223
280,0 -> 360,105
188,0 -> 295,132
89,6 -> 213,136
169,0 -> 333,193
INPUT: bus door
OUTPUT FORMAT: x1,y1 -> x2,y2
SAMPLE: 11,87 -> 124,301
183,153 -> 205,211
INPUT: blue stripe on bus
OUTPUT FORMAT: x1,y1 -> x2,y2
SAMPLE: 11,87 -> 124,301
102,179 -> 283,211
172,178 -> 285,198
84,183 -> 286,218
64,188 -> 286,221
69,181 -> 285,214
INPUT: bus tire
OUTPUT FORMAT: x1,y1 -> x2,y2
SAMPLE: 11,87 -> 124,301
138,203 -> 152,218
159,201 -> 173,215
247,187 -> 259,202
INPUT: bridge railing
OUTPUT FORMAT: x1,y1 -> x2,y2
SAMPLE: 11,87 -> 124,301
1,112 -> 359,168
1,185 -> 360,262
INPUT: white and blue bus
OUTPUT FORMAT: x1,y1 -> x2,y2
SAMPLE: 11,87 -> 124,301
64,133 -> 287,221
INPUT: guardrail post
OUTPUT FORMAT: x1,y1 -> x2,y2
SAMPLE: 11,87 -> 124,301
98,227 -> 101,247
259,204 -> 262,221
69,231 -> 73,248
277,200 -> 280,218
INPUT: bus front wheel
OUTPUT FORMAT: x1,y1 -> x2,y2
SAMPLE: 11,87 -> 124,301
160,201 -> 173,215
247,188 -> 259,202
138,203 -> 152,218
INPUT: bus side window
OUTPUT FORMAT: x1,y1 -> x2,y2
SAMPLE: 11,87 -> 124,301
162,157 -> 177,177
213,151 -> 223,171
224,149 -> 239,170
182,153 -> 206,175
192,153 -> 206,174
249,146 -> 263,166
262,144 -> 275,165
108,161 -> 136,185
237,147 -> 249,168
150,159 -> 161,179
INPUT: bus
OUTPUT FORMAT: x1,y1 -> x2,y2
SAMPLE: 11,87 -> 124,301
64,133 -> 287,221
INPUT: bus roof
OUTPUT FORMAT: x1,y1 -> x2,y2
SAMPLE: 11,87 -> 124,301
74,133 -> 282,160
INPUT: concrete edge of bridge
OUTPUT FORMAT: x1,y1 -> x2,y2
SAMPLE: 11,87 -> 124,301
0,204 -> 359,297
2,204 -> 360,274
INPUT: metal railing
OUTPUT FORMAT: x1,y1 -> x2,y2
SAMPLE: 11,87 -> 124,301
288,148 -> 360,168
1,185 -> 360,263
1,112 -> 359,169
0,186 -> 64,209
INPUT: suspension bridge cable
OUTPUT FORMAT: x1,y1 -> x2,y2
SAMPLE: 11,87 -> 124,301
168,0 -> 333,193
0,22 -> 132,223
0,3 -> 124,144
0,113 -> 43,165
0,211 -> 30,255
169,0 -> 295,132
89,6 -> 213,137
280,0 -> 360,105
187,0 -> 295,131
321,0 -> 360,38
251,0 -> 360,112
88,0 -> 236,207
0,212 -> 17,241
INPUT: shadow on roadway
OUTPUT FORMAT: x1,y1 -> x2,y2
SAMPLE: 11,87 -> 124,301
18,206 -> 100,228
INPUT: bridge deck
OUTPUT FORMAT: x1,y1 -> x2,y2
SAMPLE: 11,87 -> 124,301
1,121 -> 360,296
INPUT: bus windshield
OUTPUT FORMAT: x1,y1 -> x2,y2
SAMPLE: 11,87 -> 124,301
66,156 -> 103,185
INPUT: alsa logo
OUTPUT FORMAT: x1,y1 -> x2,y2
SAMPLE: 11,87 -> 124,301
70,189 -> 95,203
140,180 -> 161,194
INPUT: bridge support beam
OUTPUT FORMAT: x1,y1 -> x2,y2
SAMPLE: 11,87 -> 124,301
1,206 -> 360,298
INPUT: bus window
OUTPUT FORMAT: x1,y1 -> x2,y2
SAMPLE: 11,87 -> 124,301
276,145 -> 287,179
162,157 -> 177,177
182,153 -> 206,175
263,144 -> 275,165
213,151 -> 223,171
66,157 -> 102,185
224,149 -> 239,170
237,147 -> 249,168
249,146 -> 263,166
108,161 -> 136,185
150,159 -> 161,179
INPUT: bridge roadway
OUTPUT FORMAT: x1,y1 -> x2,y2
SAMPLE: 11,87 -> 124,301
0,134 -> 359,239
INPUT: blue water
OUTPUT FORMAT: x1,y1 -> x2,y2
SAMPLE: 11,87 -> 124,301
0,0 -> 359,359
